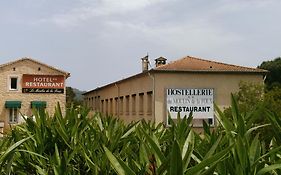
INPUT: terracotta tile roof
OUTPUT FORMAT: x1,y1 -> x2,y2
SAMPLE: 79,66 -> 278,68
154,56 -> 267,73
0,57 -> 70,78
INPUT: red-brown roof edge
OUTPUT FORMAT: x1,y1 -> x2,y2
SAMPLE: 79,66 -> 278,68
154,55 -> 268,73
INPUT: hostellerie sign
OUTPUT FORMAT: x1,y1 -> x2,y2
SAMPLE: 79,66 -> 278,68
166,88 -> 214,120
22,74 -> 65,93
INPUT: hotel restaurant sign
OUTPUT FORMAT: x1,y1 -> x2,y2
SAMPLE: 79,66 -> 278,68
166,88 -> 214,120
22,74 -> 65,93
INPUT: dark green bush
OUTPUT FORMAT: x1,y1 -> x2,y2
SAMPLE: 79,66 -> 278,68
0,97 -> 281,174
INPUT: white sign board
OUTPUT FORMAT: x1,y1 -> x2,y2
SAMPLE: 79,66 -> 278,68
166,88 -> 214,119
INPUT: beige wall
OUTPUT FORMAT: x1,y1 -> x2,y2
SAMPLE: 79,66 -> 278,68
0,59 -> 67,132
85,73 -> 154,123
85,71 -> 264,126
153,72 -> 264,124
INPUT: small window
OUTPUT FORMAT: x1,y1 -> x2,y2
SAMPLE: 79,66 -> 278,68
110,98 -> 113,115
9,108 -> 18,123
119,97 -> 124,115
139,93 -> 144,115
125,95 -> 130,115
97,96 -> 101,111
10,77 -> 18,90
147,91 -> 153,115
94,97 -> 97,111
101,100 -> 104,113
132,94 -> 136,115
105,99 -> 109,115
91,97 -> 94,109
114,97 -> 118,115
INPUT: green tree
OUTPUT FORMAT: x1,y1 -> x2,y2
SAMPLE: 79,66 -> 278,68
66,87 -> 76,105
223,82 -> 281,145
258,57 -> 281,89
66,86 -> 83,108
235,81 -> 264,112
224,81 -> 281,116
223,81 -> 264,117
264,87 -> 281,117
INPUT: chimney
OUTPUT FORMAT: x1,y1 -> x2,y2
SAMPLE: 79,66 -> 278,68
141,55 -> 149,72
155,56 -> 167,67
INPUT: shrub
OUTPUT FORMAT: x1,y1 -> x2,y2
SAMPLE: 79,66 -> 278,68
0,97 -> 281,174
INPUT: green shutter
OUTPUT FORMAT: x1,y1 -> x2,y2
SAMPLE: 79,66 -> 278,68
31,101 -> 47,108
5,101 -> 21,108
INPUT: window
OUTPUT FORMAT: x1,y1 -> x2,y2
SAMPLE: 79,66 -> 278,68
110,98 -> 113,115
94,96 -> 99,111
94,97 -> 97,110
105,99 -> 109,115
91,97 -> 94,109
132,94 -> 136,115
147,91 -> 153,115
97,96 -> 100,111
9,108 -> 18,123
125,95 -> 130,115
119,97 -> 124,115
10,77 -> 18,90
139,93 -> 144,115
5,101 -> 21,124
114,97 -> 118,115
101,100 -> 104,113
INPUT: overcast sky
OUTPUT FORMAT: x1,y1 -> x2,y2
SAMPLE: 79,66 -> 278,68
1,0 -> 280,90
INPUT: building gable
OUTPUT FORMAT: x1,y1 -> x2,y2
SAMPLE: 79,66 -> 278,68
0,57 -> 69,133
0,58 -> 70,78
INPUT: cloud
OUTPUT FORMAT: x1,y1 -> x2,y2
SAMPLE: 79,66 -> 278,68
104,16 -> 243,55
40,0 -> 169,28
216,0 -> 279,13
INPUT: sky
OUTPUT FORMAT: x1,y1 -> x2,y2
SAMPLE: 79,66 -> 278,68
1,0 -> 281,91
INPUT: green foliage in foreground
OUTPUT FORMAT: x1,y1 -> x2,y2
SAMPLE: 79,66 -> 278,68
258,57 -> 281,90
1,98 -> 281,175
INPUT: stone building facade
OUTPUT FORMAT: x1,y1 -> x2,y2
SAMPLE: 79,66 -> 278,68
83,55 -> 267,127
0,58 -> 70,134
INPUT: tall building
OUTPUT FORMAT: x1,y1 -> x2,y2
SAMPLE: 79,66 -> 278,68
83,55 -> 267,127
0,58 -> 70,135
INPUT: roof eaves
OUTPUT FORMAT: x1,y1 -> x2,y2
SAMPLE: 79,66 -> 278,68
151,69 -> 268,74
154,55 -> 268,73
84,71 -> 152,94
185,55 -> 260,71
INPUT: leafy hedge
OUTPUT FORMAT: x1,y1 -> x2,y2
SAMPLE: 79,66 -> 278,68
1,96 -> 281,174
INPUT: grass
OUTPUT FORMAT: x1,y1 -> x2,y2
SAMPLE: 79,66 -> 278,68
0,96 -> 281,174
